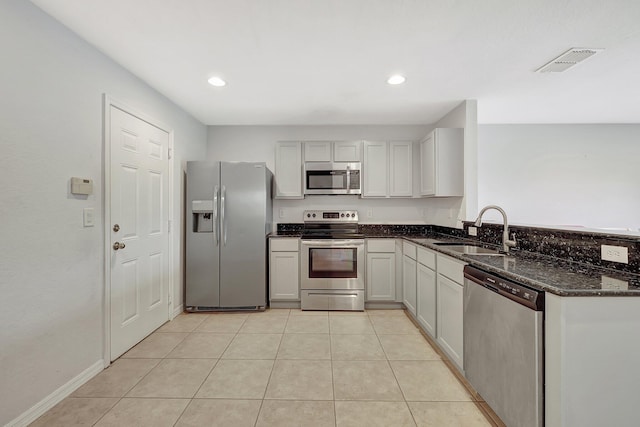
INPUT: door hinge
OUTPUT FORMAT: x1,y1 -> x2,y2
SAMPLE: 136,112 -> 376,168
168,148 -> 173,159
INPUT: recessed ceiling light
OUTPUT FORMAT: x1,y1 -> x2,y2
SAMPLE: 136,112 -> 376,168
387,75 -> 406,85
208,76 -> 226,87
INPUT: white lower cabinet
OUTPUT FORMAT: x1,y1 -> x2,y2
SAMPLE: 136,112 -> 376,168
269,239 -> 300,301
366,253 -> 396,301
436,254 -> 466,371
402,242 -> 417,315
417,261 -> 437,338
366,239 -> 396,301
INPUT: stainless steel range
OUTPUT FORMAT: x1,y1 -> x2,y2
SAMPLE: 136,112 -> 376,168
300,210 -> 365,311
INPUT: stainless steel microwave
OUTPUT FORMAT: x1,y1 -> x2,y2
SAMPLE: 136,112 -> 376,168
304,162 -> 362,195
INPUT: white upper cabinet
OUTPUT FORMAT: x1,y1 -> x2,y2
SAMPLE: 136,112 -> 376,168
304,141 -> 362,162
363,141 -> 388,197
334,141 -> 362,162
419,128 -> 464,197
304,141 -> 332,162
389,142 -> 413,197
275,142 -> 303,199
363,140 -> 413,198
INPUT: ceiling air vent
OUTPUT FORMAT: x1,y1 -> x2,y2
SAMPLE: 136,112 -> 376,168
536,48 -> 603,73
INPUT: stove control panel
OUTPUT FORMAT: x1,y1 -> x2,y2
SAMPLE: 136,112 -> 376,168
303,210 -> 359,223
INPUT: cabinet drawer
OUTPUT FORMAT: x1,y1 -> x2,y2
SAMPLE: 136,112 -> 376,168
367,239 -> 396,253
417,247 -> 436,269
403,241 -> 417,260
270,238 -> 299,252
436,253 -> 466,284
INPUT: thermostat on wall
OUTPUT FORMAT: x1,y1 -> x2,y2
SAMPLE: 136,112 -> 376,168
71,177 -> 93,195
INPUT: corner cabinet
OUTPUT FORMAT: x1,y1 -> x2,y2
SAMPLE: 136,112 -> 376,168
363,141 -> 413,198
275,142 -> 303,199
366,239 -> 396,301
419,128 -> 464,197
269,238 -> 300,301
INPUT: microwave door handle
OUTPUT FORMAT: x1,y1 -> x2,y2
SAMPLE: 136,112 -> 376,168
346,166 -> 351,194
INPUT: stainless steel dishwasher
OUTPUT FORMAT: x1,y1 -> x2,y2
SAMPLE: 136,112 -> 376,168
463,265 -> 544,427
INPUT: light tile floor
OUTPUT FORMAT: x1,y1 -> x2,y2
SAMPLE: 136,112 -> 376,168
30,309 -> 500,427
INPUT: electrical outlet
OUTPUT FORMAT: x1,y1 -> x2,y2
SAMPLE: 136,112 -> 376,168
367,209 -> 373,218
601,275 -> 629,290
468,226 -> 477,236
279,208 -> 285,218
600,245 -> 629,264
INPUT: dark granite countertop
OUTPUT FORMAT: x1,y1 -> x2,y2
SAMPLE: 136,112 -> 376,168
268,229 -> 640,296
403,236 -> 640,297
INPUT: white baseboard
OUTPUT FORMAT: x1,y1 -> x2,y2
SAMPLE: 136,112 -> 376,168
6,359 -> 104,427
172,304 -> 184,319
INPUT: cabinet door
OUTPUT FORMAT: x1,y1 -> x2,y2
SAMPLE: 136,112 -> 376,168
269,251 -> 300,300
275,142 -> 303,199
363,141 -> 388,197
417,263 -> 437,337
334,141 -> 362,162
402,255 -> 417,315
304,141 -> 332,162
437,273 -> 464,369
366,252 -> 395,301
389,141 -> 413,197
420,133 -> 436,196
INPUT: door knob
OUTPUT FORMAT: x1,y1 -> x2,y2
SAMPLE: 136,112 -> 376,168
113,242 -> 126,250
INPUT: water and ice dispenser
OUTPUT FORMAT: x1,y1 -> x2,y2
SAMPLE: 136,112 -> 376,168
192,200 -> 214,232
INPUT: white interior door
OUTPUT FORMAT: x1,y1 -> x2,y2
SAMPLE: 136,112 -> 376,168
109,105 -> 169,360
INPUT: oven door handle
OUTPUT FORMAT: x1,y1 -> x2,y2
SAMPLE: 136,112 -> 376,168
301,239 -> 364,247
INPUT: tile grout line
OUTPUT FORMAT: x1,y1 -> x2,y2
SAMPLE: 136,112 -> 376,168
372,312 -> 419,427
329,314 -> 337,426
252,310 -> 290,426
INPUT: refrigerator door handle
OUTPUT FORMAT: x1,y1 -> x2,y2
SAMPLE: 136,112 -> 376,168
213,185 -> 219,245
221,185 -> 227,246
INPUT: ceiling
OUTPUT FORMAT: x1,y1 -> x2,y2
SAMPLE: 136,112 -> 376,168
30,0 -> 640,125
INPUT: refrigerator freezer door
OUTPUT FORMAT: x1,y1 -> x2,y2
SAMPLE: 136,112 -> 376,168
186,161 -> 220,307
219,162 -> 269,307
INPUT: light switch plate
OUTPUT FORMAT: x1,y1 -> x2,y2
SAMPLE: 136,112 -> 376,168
83,208 -> 94,227
468,226 -> 478,236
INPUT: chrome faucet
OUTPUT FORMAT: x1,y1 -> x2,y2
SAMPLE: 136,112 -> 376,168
473,205 -> 516,253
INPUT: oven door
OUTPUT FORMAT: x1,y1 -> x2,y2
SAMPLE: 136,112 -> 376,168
300,239 -> 365,290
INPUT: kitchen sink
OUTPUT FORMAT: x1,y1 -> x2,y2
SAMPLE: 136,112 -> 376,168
436,244 -> 504,256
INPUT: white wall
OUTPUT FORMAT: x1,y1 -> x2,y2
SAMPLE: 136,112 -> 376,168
207,125 -> 440,224
0,1 -> 206,425
477,124 -> 640,233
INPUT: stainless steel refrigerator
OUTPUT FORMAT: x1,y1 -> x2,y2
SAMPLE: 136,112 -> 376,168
186,161 -> 272,311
